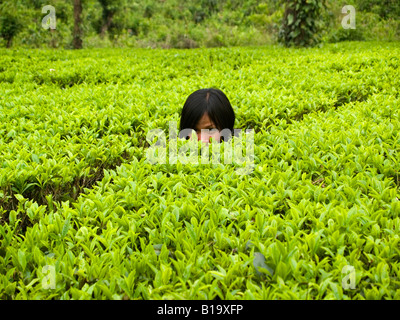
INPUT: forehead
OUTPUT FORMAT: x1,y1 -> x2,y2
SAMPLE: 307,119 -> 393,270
195,113 -> 215,129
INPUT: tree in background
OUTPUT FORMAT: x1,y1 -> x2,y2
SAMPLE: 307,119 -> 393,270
0,1 -> 23,48
98,0 -> 127,38
278,0 -> 327,47
0,13 -> 22,48
72,0 -> 83,49
355,0 -> 400,20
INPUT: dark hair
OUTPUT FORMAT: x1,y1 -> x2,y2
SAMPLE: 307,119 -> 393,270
179,88 -> 235,140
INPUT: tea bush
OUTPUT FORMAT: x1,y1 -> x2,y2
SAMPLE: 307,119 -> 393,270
0,41 -> 400,299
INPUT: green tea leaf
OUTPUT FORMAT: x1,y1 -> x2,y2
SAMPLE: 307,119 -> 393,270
61,218 -> 70,238
253,252 -> 274,277
18,249 -> 27,271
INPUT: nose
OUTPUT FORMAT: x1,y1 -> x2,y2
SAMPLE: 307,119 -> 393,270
198,132 -> 211,143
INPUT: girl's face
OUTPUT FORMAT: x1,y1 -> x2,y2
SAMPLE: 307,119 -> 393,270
192,112 -> 221,143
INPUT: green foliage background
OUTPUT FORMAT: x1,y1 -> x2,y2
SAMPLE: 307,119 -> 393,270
1,41 -> 400,299
1,0 -> 400,302
0,0 -> 399,48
